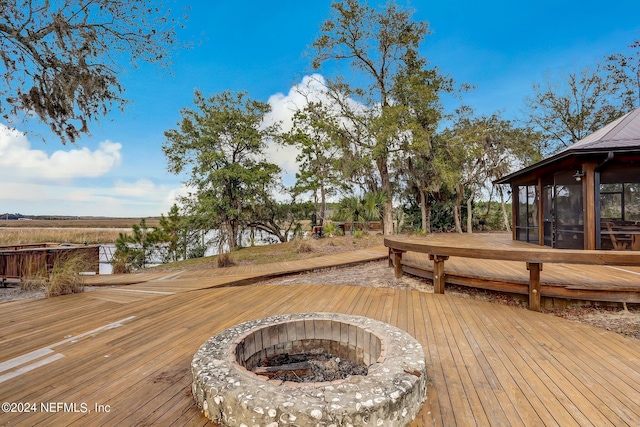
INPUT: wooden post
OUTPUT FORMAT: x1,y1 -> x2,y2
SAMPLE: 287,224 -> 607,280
526,262 -> 542,311
511,184 -> 518,241
430,254 -> 449,294
583,162 -> 598,250
538,178 -> 545,246
389,249 -> 405,279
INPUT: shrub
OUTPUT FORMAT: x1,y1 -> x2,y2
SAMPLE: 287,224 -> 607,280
294,239 -> 314,253
20,261 -> 48,291
45,253 -> 94,297
187,244 -> 207,259
353,230 -> 365,238
110,252 -> 132,274
216,252 -> 235,268
323,223 -> 336,237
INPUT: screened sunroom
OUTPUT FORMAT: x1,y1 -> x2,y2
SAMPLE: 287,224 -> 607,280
496,107 -> 640,251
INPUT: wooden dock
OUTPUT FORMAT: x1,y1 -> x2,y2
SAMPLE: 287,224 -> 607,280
1,246 -> 640,426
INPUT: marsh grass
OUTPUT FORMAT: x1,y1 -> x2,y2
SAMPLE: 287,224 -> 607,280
19,253 -> 94,297
20,264 -> 48,292
46,253 -> 95,297
0,228 -> 126,245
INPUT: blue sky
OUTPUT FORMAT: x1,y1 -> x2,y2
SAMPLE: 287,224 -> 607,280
1,0 -> 639,217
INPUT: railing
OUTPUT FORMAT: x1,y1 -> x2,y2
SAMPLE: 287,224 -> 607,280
0,245 -> 100,285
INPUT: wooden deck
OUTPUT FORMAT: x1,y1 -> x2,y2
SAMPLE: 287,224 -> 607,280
2,246 -> 640,426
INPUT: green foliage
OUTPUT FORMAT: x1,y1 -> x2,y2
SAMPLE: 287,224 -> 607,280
187,244 -> 207,260
401,191 -> 468,233
332,192 -> 386,225
111,205 -> 203,272
473,201 -> 511,231
163,90 -> 282,249
247,197 -> 315,243
156,204 -> 186,263
352,230 -> 365,238
323,222 -> 337,236
112,218 -> 159,272
284,101 -> 347,225
311,0 -> 435,234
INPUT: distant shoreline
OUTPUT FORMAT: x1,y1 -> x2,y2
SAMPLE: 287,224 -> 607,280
0,218 -> 161,228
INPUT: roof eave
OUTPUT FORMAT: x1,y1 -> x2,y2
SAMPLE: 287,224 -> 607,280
494,147 -> 640,185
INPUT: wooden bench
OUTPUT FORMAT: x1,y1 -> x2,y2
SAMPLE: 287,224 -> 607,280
385,234 -> 640,311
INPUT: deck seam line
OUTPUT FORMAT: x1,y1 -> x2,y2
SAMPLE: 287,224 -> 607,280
0,316 -> 136,384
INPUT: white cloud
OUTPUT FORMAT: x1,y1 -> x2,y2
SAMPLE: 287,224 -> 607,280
263,75 -> 330,175
263,74 -> 368,177
0,124 -> 122,180
113,179 -> 157,197
0,125 -> 182,216
0,180 -> 184,217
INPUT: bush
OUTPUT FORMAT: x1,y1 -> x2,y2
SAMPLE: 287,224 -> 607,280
216,252 -> 235,268
110,252 -> 132,274
187,244 -> 207,259
45,253 -> 94,297
353,230 -> 365,238
323,223 -> 336,237
294,239 -> 314,253
20,262 -> 48,291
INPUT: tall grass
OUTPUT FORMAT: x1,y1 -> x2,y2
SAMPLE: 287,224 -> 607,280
46,253 -> 94,297
21,253 -> 94,297
0,228 -> 126,245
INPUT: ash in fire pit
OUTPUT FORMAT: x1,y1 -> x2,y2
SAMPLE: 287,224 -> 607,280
256,349 -> 367,382
192,313 -> 427,426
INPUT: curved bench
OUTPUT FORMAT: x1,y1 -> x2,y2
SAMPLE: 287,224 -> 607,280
385,234 -> 640,311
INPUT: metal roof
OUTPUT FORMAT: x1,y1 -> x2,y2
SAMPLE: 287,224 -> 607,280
562,107 -> 640,152
495,107 -> 640,184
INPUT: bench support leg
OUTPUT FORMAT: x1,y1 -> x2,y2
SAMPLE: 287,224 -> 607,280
388,249 -> 406,279
430,254 -> 449,294
527,262 -> 542,311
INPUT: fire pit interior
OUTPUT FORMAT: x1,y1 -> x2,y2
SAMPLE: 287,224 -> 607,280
252,349 -> 368,382
192,313 -> 427,426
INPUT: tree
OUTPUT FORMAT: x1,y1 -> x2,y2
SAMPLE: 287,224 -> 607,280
163,91 -> 281,251
156,204 -> 186,263
247,197 -> 314,243
311,0 -> 431,235
111,218 -> 160,272
443,109 -> 542,233
524,66 -> 625,154
605,37 -> 640,111
284,101 -> 346,226
332,191 -> 386,230
393,61 -> 456,233
0,0 -> 185,143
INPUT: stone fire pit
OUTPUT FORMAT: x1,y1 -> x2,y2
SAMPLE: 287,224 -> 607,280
191,313 -> 427,426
